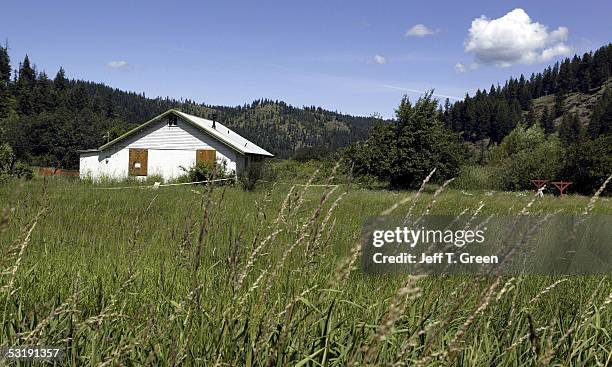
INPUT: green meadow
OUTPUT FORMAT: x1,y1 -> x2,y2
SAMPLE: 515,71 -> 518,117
1,176 -> 611,366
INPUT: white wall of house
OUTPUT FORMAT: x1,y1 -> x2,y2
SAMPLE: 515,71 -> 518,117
80,148 -> 129,180
80,116 -> 246,181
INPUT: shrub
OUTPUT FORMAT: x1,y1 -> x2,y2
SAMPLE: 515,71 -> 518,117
560,135 -> 612,195
292,146 -> 329,161
0,143 -> 14,174
0,143 -> 33,181
145,174 -> 164,184
239,160 -> 265,191
179,161 -> 233,184
452,165 -> 499,190
12,162 -> 34,180
344,92 -> 465,189
488,124 -> 564,191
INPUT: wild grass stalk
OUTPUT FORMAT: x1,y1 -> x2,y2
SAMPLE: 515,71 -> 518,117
0,176 -> 609,365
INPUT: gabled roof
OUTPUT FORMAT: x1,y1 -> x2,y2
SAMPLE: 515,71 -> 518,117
95,109 -> 274,156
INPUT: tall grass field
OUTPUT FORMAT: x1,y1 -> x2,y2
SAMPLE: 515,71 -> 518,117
1,175 -> 611,366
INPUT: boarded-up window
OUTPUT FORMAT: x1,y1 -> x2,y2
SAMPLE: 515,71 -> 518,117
128,149 -> 148,176
196,149 -> 216,167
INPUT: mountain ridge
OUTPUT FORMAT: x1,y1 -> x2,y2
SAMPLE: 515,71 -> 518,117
0,46 -> 377,167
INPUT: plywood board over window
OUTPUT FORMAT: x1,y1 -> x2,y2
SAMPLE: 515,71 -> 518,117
196,149 -> 216,167
129,148 -> 148,176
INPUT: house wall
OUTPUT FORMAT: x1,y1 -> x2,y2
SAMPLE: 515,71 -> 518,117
79,116 -> 244,181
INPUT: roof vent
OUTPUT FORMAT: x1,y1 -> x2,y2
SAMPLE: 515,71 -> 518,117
210,112 -> 217,129
168,115 -> 178,127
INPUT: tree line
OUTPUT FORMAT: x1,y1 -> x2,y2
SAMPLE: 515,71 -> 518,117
443,43 -> 612,143
0,43 -> 375,170
345,44 -> 612,194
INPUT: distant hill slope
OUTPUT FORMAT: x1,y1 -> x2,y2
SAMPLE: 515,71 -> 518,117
531,78 -> 612,127
61,80 -> 374,159
0,46 -> 375,168
444,43 -> 612,144
73,79 -> 374,158
182,100 -> 373,158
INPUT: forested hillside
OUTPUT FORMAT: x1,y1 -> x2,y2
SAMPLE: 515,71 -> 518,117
443,43 -> 612,143
0,45 -> 374,169
2,40 -> 611,192
346,44 -> 612,194
441,43 -> 612,195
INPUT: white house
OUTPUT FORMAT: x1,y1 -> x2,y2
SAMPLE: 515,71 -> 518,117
79,109 -> 273,181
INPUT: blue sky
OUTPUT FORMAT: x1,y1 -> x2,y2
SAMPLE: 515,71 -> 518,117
2,1 -> 610,118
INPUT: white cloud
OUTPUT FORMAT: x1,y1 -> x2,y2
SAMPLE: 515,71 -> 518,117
454,62 -> 479,73
405,24 -> 436,37
464,8 -> 572,67
106,60 -> 129,69
373,55 -> 387,64
540,43 -> 572,61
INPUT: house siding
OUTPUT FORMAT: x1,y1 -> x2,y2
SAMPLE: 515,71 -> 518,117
80,116 -> 240,181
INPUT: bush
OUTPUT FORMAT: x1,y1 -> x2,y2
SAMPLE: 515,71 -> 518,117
0,143 -> 14,173
560,135 -> 612,195
145,174 -> 164,184
239,160 -> 265,191
488,124 -> 564,191
12,162 -> 34,180
0,143 -> 33,181
452,165 -> 499,190
179,161 -> 233,184
344,92 -> 465,189
292,146 -> 330,161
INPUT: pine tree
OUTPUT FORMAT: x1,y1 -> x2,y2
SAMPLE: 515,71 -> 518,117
518,74 -> 531,109
569,55 -> 581,91
442,98 -> 452,128
18,55 -> 36,86
489,84 -> 496,98
542,66 -> 553,95
15,55 -> 37,115
54,67 -> 68,90
554,92 -> 565,118
0,45 -> 10,84
578,52 -> 593,93
588,87 -> 612,138
389,92 -> 462,188
591,47 -> 610,87
525,103 -> 536,127
557,58 -> 573,93
0,45 -> 11,118
32,72 -> 53,113
551,62 -> 560,93
539,106 -> 555,135
558,112 -> 583,145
